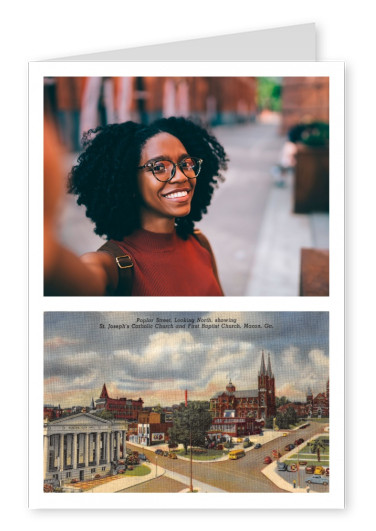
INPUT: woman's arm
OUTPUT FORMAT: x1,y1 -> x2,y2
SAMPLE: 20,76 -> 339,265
44,234 -> 118,295
44,117 -> 118,296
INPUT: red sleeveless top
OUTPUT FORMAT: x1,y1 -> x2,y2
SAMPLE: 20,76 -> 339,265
114,229 -> 223,296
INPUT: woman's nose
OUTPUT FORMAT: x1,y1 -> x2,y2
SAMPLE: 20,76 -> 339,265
169,164 -> 187,182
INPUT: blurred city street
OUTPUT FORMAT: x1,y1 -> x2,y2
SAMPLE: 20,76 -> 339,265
58,120 -> 328,296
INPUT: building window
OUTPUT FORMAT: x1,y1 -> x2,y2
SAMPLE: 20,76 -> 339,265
91,468 -> 96,473
66,472 -> 71,478
102,466 -> 106,471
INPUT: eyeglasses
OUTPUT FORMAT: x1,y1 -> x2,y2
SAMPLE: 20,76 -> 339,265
138,156 -> 203,182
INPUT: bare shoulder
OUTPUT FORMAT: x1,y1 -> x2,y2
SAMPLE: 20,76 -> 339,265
80,251 -> 119,295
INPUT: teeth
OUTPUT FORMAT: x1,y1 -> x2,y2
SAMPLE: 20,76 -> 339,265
165,191 -> 188,199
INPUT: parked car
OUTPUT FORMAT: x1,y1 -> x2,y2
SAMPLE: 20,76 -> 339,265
325,468 -> 330,476
294,438 -> 304,446
237,438 -> 242,443
314,465 -> 326,475
277,462 -> 287,471
216,444 -> 224,450
305,465 -> 315,474
138,453 -> 147,461
254,443 -> 262,449
299,461 -> 307,466
163,451 -> 169,457
263,456 -> 272,464
168,452 -> 177,459
288,463 -> 298,472
306,474 -> 329,486
244,437 -> 250,443
154,449 -> 163,455
282,432 -> 288,437
284,443 -> 295,451
272,450 -> 282,458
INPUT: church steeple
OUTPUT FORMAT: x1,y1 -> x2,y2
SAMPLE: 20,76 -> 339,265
100,383 -> 109,399
267,353 -> 273,378
226,379 -> 236,393
259,351 -> 266,376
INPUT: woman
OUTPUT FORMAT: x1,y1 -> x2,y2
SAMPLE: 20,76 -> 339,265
45,117 -> 227,296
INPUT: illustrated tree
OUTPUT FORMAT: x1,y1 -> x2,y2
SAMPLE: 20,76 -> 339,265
310,439 -> 326,462
275,396 -> 291,408
93,409 -> 114,420
285,406 -> 298,427
168,401 -> 213,455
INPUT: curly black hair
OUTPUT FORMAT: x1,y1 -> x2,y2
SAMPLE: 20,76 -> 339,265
68,116 -> 228,240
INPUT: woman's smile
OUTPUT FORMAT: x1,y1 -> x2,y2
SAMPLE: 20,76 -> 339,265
137,132 -> 196,231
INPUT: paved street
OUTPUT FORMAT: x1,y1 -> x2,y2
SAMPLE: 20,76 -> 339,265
198,121 -> 284,295
119,421 -> 327,493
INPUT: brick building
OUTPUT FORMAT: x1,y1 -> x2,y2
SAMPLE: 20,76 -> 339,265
280,77 -> 330,135
307,380 -> 329,418
136,411 -> 173,446
277,380 -> 329,419
95,383 -> 143,421
209,352 -> 276,420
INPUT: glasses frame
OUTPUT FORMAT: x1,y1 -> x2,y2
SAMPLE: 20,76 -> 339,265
138,156 -> 203,182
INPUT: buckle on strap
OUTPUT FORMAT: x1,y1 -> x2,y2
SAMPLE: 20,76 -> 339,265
115,255 -> 133,269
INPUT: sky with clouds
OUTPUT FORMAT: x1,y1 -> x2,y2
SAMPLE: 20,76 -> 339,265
44,312 -> 329,407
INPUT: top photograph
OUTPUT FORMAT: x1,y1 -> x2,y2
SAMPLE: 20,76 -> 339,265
44,76 -> 329,297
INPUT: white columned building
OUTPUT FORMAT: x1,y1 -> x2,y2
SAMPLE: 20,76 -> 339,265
43,413 -> 128,486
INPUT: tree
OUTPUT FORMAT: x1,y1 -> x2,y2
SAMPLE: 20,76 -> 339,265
93,409 -> 114,420
265,416 -> 274,429
275,396 -> 291,408
285,406 -> 298,427
310,439 -> 326,462
168,401 -> 212,455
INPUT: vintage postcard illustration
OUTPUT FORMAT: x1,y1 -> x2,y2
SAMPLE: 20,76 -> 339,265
42,311 -> 330,500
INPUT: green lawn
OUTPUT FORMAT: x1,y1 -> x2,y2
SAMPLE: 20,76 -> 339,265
176,449 -> 226,461
124,465 -> 151,477
285,435 -> 329,467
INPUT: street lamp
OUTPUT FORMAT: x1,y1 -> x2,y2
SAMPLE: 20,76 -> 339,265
190,421 -> 193,492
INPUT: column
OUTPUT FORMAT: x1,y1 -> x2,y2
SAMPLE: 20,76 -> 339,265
116,432 -> 120,460
122,431 -> 126,458
59,433 -> 64,471
72,433 -> 77,470
43,435 -> 49,479
85,432 -> 89,467
106,432 -> 111,464
95,432 -> 100,465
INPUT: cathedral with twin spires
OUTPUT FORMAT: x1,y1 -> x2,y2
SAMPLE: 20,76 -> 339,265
209,351 -> 276,420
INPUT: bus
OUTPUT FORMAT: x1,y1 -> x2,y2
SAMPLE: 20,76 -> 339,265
229,449 -> 245,460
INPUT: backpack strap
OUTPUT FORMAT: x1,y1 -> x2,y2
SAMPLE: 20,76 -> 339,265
193,229 -> 223,294
97,241 -> 134,296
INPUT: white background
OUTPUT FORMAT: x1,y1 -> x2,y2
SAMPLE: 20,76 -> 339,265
1,0 -> 371,527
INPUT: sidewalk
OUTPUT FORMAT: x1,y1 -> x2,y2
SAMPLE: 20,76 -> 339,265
86,462 -> 164,493
262,462 -> 308,493
245,173 -> 329,296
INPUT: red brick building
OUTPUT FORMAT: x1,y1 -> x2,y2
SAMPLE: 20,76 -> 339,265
307,380 -> 329,418
209,416 -> 263,438
280,77 -> 330,135
209,352 -> 276,420
95,383 -> 144,421
277,380 -> 329,418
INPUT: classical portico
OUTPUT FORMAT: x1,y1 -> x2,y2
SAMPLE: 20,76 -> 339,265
43,413 -> 127,485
